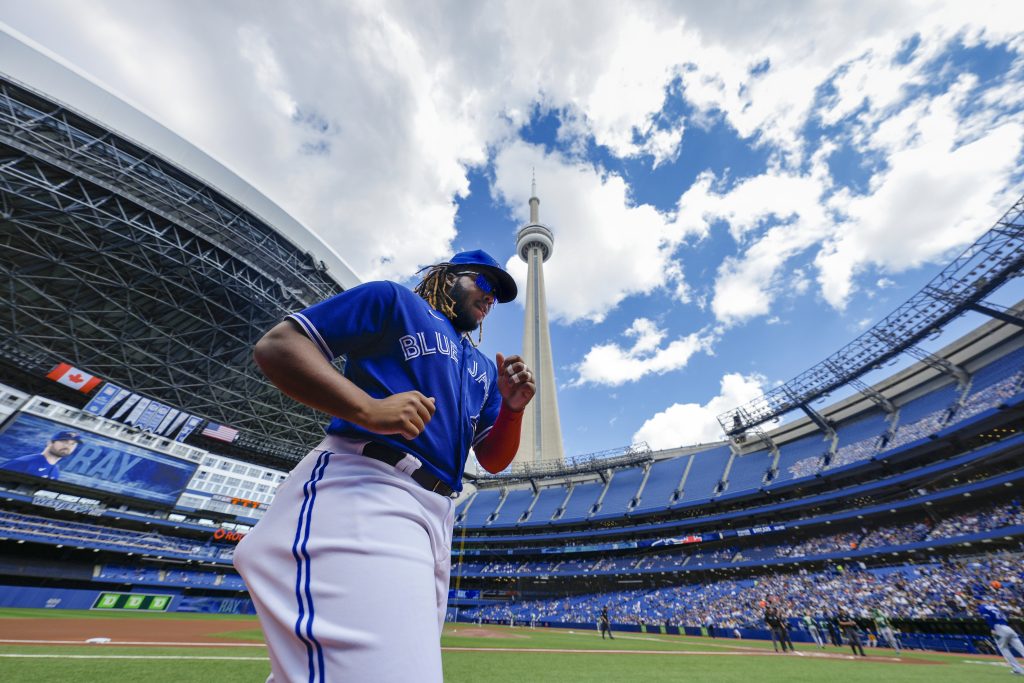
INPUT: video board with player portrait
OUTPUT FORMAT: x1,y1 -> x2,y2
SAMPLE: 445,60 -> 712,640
0,412 -> 198,506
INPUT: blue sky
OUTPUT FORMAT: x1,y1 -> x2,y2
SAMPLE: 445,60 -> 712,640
4,2 -> 1024,462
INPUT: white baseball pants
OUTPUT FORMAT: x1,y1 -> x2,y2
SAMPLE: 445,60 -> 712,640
993,624 -> 1024,674
879,626 -> 900,653
234,436 -> 455,682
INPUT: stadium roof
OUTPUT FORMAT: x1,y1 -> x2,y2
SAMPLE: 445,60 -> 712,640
0,25 -> 363,466
0,23 -> 361,290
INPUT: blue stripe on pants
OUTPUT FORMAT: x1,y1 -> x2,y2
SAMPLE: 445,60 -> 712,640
291,450 -> 331,682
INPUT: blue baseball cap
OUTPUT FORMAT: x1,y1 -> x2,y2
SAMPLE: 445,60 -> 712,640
447,249 -> 518,303
50,430 -> 82,442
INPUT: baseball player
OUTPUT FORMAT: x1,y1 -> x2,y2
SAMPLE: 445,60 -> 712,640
763,600 -> 790,652
234,250 -> 535,683
837,608 -> 866,657
872,607 -> 901,654
803,613 -> 824,648
599,605 -> 614,640
3,430 -> 81,479
975,584 -> 1024,676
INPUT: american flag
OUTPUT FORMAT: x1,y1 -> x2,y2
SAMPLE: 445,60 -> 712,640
201,422 -> 239,443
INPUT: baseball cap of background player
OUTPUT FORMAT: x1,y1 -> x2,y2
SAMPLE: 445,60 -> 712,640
447,249 -> 518,304
50,430 -> 82,442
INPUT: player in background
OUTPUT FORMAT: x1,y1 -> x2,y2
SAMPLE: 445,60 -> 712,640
234,250 -> 535,683
777,600 -> 796,653
837,608 -> 866,657
599,606 -> 614,639
804,613 -> 824,648
975,583 -> 1024,676
764,600 -> 791,652
3,430 -> 81,479
872,607 -> 901,654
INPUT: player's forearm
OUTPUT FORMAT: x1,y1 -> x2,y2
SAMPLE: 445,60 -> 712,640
473,404 -> 524,473
254,321 -> 375,425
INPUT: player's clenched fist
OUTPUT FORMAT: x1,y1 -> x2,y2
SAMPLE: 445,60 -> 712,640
365,391 -> 436,440
496,353 -> 535,413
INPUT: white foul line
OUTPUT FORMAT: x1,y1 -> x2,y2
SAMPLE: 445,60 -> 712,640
0,638 -> 265,648
0,654 -> 267,661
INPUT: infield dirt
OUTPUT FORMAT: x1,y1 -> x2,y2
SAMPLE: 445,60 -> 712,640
0,617 -> 260,644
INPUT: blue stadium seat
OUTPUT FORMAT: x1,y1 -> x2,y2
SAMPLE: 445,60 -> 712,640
772,432 -> 830,484
488,488 -> 536,527
674,445 -> 730,505
524,486 -> 568,524
955,346 -> 1024,422
823,409 -> 888,471
592,466 -> 646,519
885,382 -> 960,449
630,456 -> 689,514
457,489 -> 503,528
557,480 -> 606,522
723,449 -> 773,495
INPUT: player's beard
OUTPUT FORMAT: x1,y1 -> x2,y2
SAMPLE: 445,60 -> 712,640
448,279 -> 479,333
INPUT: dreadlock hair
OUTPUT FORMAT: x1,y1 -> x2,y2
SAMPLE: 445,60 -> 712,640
413,263 -> 484,346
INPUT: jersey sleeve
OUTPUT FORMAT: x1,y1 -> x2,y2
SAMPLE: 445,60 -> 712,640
472,357 -> 503,447
287,281 -> 398,361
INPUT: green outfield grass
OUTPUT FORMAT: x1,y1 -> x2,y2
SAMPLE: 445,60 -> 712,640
0,610 -> 1015,682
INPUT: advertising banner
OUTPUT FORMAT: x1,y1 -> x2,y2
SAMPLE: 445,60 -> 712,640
91,592 -> 172,611
0,412 -> 198,505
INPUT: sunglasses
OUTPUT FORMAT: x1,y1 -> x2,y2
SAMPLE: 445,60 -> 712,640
455,271 -> 498,297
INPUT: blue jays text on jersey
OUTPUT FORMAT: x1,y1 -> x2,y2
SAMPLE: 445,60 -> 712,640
288,281 -> 501,492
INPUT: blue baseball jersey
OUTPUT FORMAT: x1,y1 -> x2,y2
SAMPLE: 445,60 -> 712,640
979,603 -> 1011,629
3,453 -> 60,479
289,281 -> 502,492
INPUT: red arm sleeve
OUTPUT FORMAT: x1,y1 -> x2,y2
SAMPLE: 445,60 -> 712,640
473,404 -> 524,474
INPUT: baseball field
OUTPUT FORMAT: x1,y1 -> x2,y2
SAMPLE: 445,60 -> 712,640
0,608 -> 1014,682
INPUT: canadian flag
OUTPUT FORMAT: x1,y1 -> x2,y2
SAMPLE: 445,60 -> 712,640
46,363 -> 102,393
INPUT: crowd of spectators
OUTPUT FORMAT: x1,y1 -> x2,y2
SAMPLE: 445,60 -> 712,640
96,564 -> 244,589
784,370 -> 1021,480
859,520 -> 930,548
925,502 -> 1024,540
885,410 -> 953,451
461,553 -> 1023,630
956,370 -> 1024,422
454,500 -> 1023,578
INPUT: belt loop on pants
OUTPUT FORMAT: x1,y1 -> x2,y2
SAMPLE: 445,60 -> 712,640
362,442 -> 456,498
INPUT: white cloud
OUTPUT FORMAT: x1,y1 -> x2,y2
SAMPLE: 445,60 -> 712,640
632,372 -> 766,449
571,318 -> 714,387
492,142 -> 700,324
817,77 -> 1024,308
5,0 -> 1023,323
675,161 -> 833,326
237,25 -> 297,119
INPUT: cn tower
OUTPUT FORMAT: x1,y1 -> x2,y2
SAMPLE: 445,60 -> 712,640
514,179 -> 565,467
